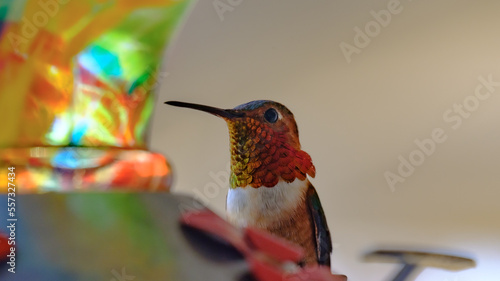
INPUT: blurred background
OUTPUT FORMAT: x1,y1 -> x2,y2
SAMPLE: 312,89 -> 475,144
152,0 -> 500,280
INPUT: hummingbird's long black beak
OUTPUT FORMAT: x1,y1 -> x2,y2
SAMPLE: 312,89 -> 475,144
165,101 -> 245,119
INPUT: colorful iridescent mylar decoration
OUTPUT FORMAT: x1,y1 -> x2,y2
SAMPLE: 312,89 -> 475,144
0,0 -> 193,192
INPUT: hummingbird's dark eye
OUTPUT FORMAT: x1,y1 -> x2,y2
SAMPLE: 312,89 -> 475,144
264,108 -> 278,123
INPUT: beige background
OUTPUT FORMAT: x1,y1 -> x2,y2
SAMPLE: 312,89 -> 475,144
151,1 -> 500,280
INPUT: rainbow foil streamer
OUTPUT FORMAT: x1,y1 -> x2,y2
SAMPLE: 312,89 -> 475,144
0,0 -> 193,192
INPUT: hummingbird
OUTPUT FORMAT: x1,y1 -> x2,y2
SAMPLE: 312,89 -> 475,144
166,100 -> 332,266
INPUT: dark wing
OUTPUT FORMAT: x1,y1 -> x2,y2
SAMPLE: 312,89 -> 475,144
306,183 -> 332,266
